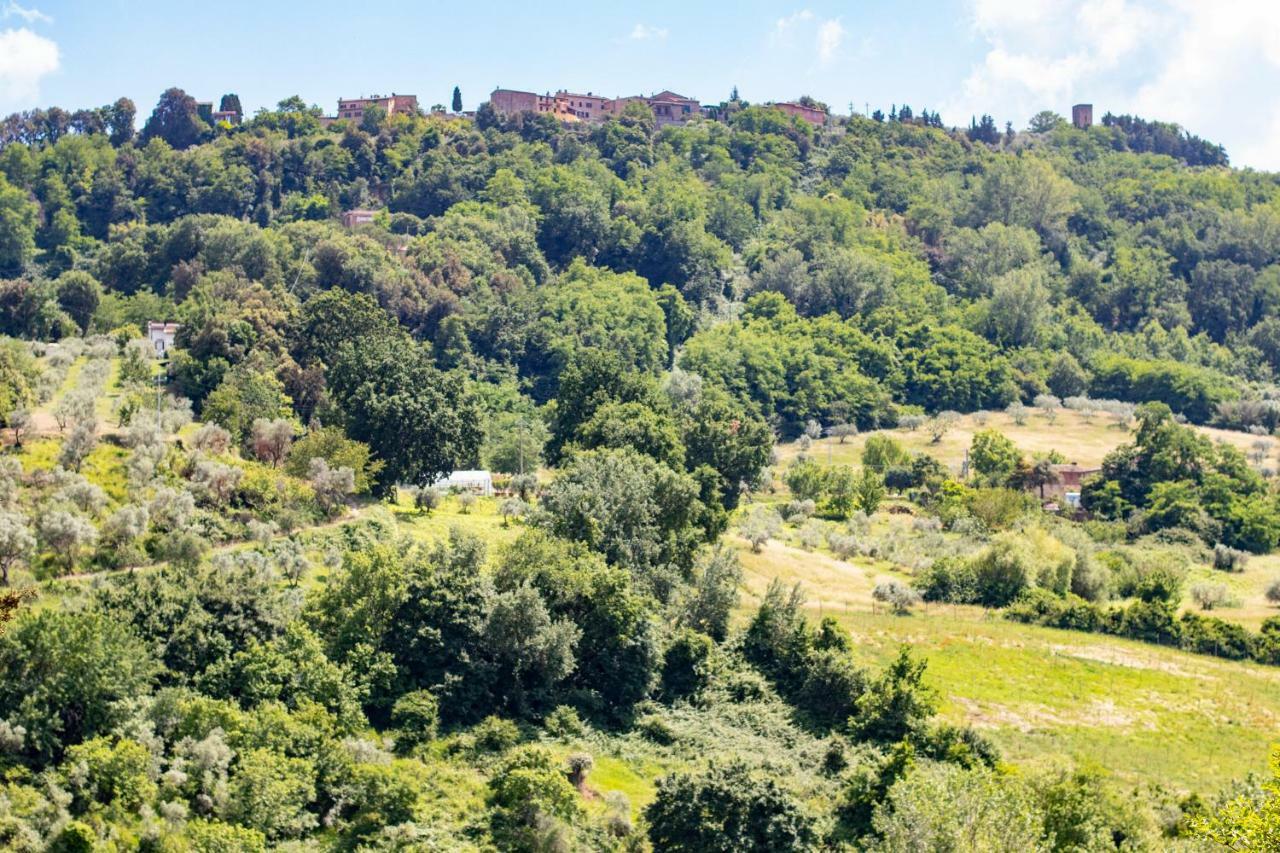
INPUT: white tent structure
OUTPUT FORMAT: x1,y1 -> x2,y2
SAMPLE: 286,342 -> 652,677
431,470 -> 494,496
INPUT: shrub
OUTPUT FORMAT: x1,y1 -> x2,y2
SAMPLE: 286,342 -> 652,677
914,557 -> 978,604
1267,577 -> 1280,606
471,715 -> 521,752
873,579 -> 922,614
1190,582 -> 1232,611
544,705 -> 585,739
646,762 -> 819,853
795,648 -> 867,729
784,498 -> 817,522
390,690 -> 439,753
660,629 -> 714,702
1212,543 -> 1250,572
797,520 -> 824,551
739,505 -> 782,553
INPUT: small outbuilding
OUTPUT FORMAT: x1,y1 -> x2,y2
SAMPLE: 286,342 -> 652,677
147,321 -> 179,356
431,469 -> 494,497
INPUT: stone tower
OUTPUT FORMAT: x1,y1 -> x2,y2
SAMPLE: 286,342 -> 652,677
1072,103 -> 1093,130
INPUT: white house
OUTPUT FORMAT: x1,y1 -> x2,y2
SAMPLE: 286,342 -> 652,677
147,322 -> 179,356
431,470 -> 494,496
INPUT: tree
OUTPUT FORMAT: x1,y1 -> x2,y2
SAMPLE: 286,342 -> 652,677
0,609 -> 157,760
861,435 -> 909,471
853,469 -> 887,515
541,448 -> 709,590
969,429 -> 1021,485
679,546 -> 743,641
54,271 -> 101,333
451,86 -> 463,113
0,511 -> 34,584
140,87 -> 208,149
309,458 -> 355,516
7,407 -> 28,447
37,506 -> 98,569
872,763 -> 1043,852
118,337 -> 155,385
225,748 -> 318,840
646,762 -> 819,853
203,364 -> 292,444
328,335 -> 481,496
739,505 -> 782,553
848,646 -> 937,743
1028,110 -> 1065,133
291,290 -> 397,369
285,426 -> 381,494
250,417 -> 296,467
0,174 -> 37,275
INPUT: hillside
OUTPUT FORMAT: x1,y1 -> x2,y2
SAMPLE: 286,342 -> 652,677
0,86 -> 1278,849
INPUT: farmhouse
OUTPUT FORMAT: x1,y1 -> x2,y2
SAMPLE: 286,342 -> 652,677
147,321 -> 179,356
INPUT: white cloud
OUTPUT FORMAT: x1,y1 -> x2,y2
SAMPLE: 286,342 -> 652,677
772,9 -> 846,65
773,9 -> 814,40
0,26 -> 59,109
2,2 -> 51,24
629,23 -> 668,41
946,0 -> 1280,170
816,18 -> 845,64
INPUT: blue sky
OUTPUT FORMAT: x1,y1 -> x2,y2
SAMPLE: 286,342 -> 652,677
3,0 -> 1280,169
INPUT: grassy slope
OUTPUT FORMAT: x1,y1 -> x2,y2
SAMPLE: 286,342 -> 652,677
776,409 -> 1266,473
776,410 -> 1280,628
734,534 -> 1280,792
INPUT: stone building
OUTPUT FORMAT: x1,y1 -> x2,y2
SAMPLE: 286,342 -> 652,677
336,94 -> 419,123
1072,103 -> 1093,130
771,101 -> 827,126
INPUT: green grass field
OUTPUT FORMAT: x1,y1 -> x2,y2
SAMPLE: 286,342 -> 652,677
734,534 -> 1280,793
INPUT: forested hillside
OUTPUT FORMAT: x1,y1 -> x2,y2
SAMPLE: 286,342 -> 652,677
0,88 -> 1276,849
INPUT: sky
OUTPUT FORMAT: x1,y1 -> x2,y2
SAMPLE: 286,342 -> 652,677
3,0 -> 1280,169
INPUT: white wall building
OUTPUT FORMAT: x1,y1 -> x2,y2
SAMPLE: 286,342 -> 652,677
147,322 -> 179,356
431,470 -> 494,496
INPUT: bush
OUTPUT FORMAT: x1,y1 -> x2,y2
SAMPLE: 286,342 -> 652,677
390,689 -> 439,752
914,557 -> 978,604
544,705 -> 585,739
471,715 -> 521,752
795,648 -> 867,730
1212,543 -> 1250,572
873,579 -> 922,614
1267,577 -> 1280,605
660,629 -> 714,702
646,762 -> 819,853
1189,582 -> 1232,611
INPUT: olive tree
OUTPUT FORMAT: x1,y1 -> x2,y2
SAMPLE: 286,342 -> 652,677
59,422 -> 98,472
191,423 -> 232,455
250,418 -> 296,468
0,511 -> 35,584
308,458 -> 354,517
7,408 -> 29,447
36,507 -> 99,570
191,459 -> 242,506
739,505 -> 782,553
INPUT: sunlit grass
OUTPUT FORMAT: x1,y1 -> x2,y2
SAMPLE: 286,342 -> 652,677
736,532 -> 1280,792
